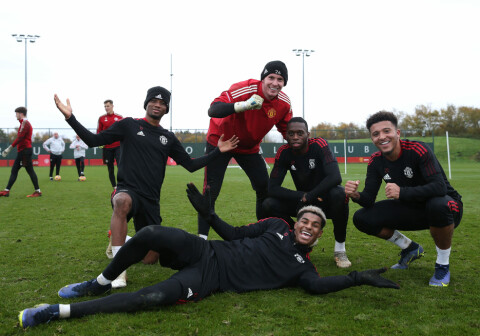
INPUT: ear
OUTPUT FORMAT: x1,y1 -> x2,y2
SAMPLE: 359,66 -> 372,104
316,229 -> 323,239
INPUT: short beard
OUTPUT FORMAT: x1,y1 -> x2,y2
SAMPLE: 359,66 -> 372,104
147,112 -> 161,120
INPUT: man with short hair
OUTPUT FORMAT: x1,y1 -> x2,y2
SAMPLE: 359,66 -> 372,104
18,183 -> 399,329
54,87 -> 238,288
345,111 -> 463,287
97,100 -> 123,189
0,107 -> 41,197
263,117 -> 351,268
198,60 -> 293,240
43,132 -> 65,180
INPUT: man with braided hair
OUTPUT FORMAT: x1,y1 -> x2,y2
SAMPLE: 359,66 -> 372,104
19,183 -> 399,329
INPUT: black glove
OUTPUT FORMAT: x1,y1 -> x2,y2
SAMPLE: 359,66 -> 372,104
354,268 -> 400,289
186,183 -> 212,219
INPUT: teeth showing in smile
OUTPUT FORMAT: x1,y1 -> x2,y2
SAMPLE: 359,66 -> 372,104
381,141 -> 390,145
301,231 -> 311,237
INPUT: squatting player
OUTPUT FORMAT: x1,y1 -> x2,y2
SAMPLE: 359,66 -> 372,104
54,87 -> 239,288
198,60 -> 293,240
19,183 -> 399,329
263,117 -> 351,268
345,111 -> 462,287
97,99 -> 123,189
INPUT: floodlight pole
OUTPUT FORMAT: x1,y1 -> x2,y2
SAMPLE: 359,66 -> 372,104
170,53 -> 173,132
292,49 -> 314,119
11,34 -> 40,108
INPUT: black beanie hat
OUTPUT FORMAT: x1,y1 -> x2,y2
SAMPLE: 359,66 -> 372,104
144,86 -> 171,112
260,60 -> 288,86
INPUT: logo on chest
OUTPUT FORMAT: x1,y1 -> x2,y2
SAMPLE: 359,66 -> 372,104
159,135 -> 168,145
404,166 -> 413,178
267,108 -> 276,118
294,253 -> 305,264
309,159 -> 315,169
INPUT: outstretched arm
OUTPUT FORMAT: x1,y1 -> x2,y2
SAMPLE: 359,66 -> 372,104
299,267 -> 399,294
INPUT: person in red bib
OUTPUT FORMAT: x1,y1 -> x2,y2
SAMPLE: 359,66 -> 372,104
97,100 -> 123,189
198,61 -> 293,240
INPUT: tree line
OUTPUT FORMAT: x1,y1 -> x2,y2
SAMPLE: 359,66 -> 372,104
1,104 -> 479,143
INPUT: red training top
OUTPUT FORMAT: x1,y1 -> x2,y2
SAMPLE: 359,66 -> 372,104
206,79 -> 292,154
97,113 -> 123,148
11,118 -> 33,152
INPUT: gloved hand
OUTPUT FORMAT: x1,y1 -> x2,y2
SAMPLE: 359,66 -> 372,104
354,268 -> 400,289
1,145 -> 12,158
234,94 -> 264,113
186,183 -> 212,219
98,145 -> 104,149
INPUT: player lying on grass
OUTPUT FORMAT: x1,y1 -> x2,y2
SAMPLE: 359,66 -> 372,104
19,183 -> 399,329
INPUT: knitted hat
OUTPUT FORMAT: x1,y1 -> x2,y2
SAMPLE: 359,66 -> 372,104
260,60 -> 288,86
144,86 -> 171,112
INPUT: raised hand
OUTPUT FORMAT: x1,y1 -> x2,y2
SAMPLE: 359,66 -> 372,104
186,183 -> 212,219
217,134 -> 239,153
54,94 -> 73,119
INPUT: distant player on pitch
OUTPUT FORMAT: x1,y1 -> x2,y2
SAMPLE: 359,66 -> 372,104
0,107 -> 42,198
345,111 -> 463,287
263,117 -> 351,268
97,100 -> 123,190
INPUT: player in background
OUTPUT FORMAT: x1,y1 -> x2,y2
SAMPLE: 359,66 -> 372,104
198,60 -> 293,240
97,100 -> 123,189
70,134 -> 88,180
263,117 -> 351,268
0,107 -> 41,197
345,111 -> 463,287
18,184 -> 399,329
54,86 -> 238,289
43,132 -> 65,180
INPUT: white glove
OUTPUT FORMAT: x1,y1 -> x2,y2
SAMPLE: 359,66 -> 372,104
234,94 -> 264,113
2,145 -> 12,158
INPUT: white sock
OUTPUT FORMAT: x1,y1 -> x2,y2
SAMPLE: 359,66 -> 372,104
199,234 -> 208,241
112,245 -> 122,257
97,273 -> 112,285
125,235 -> 132,242
436,246 -> 451,265
334,241 -> 346,252
387,230 -> 412,250
5,189 -> 10,191
59,304 -> 71,318
36,189 -> 41,192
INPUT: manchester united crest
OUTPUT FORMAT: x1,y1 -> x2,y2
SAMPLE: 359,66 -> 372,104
404,166 -> 413,178
267,108 -> 276,118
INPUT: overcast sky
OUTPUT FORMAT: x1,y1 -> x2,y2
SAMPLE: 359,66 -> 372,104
1,0 -> 479,135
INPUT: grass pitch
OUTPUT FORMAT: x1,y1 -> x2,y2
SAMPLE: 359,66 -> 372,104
0,161 -> 479,336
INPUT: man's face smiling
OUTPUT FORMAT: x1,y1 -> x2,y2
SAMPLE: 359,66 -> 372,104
294,212 -> 323,246
146,98 -> 168,121
261,73 -> 284,100
369,120 -> 401,160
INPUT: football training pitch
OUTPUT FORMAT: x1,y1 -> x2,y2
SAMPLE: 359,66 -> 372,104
0,161 -> 478,335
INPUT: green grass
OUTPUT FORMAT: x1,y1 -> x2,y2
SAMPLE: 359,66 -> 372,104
0,161 -> 479,336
